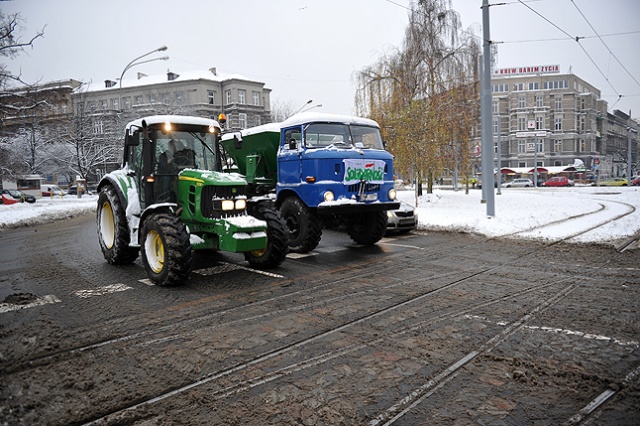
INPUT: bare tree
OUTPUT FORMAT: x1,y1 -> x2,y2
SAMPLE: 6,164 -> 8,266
270,99 -> 297,122
355,0 -> 479,195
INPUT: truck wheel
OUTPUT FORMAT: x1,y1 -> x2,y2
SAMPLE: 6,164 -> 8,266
141,212 -> 192,286
244,205 -> 289,269
97,185 -> 139,264
280,196 -> 322,253
347,211 -> 388,245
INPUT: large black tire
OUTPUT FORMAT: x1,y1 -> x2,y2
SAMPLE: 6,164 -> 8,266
279,196 -> 322,253
244,205 -> 289,269
141,212 -> 192,286
97,185 -> 139,264
347,211 -> 388,246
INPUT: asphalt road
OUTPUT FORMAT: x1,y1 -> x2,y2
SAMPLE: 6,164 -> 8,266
0,212 -> 638,425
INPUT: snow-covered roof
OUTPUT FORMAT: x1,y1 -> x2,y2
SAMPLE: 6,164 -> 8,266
221,122 -> 281,141
85,69 -> 257,93
280,111 -> 379,128
126,115 -> 220,131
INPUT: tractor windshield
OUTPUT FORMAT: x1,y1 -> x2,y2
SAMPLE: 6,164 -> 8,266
304,123 -> 384,150
154,130 -> 218,174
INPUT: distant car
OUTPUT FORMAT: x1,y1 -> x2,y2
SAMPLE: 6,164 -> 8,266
598,178 -> 628,187
542,176 -> 573,187
386,201 -> 417,234
1,189 -> 36,203
41,185 -> 66,197
502,178 -> 534,188
631,176 -> 640,186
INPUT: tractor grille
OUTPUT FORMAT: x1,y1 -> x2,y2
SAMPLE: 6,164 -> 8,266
201,185 -> 246,218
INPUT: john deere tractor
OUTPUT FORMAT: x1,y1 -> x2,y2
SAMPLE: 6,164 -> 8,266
96,115 -> 288,286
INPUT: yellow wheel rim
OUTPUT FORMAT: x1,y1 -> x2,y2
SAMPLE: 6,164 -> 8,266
145,229 -> 165,273
99,202 -> 115,249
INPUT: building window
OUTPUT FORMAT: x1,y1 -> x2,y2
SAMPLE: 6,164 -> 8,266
554,139 -> 563,153
238,113 -> 247,129
535,138 -> 543,153
578,139 -> 585,152
554,117 -> 562,131
123,97 -> 131,110
493,141 -> 498,154
253,91 -> 260,106
492,84 -> 508,93
555,95 -> 562,110
238,89 -> 246,104
111,98 -> 119,110
493,119 -> 498,135
535,116 -> 543,130
208,90 -> 215,105
579,116 -> 586,132
518,161 -> 526,168
513,83 -> 524,91
518,117 -> 526,131
518,139 -> 526,153
161,92 -> 170,104
148,94 -> 156,104
93,119 -> 104,135
535,95 -> 543,108
528,82 -> 539,90
518,96 -> 525,109
492,99 -> 498,113
225,90 -> 231,105
100,99 -> 108,110
254,115 -> 261,126
134,95 -> 143,106
580,97 -> 586,110
175,91 -> 185,105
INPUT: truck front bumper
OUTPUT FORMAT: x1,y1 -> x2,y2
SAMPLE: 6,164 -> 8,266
317,201 -> 400,215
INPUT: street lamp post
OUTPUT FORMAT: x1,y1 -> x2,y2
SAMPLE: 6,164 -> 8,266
118,46 -> 169,110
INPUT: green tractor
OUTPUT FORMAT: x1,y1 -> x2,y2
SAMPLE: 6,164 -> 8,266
96,115 -> 288,286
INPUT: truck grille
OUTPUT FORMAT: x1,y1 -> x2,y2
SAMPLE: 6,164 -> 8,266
347,182 -> 380,193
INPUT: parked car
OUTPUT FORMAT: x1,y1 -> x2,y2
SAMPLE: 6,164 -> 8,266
598,178 -> 628,187
542,176 -> 573,187
1,189 -> 37,204
631,175 -> 640,186
41,185 -> 66,197
502,178 -> 534,188
386,201 -> 417,234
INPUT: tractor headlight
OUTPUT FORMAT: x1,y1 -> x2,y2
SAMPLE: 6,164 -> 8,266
323,191 -> 335,202
388,188 -> 397,200
221,200 -> 235,211
235,198 -> 246,210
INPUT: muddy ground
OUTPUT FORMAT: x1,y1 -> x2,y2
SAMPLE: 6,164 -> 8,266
0,213 -> 638,425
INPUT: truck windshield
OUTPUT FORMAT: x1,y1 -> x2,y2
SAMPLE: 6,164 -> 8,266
304,123 -> 384,150
154,130 -> 218,173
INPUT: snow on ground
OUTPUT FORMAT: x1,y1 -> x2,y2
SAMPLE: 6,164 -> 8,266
1,186 -> 639,245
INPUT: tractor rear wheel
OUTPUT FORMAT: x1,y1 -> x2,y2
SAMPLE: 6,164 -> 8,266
97,185 -> 139,264
141,212 -> 192,286
244,205 -> 289,269
346,211 -> 388,246
280,196 -> 322,253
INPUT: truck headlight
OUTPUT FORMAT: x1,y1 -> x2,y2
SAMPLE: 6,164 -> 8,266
388,188 -> 397,200
323,191 -> 335,202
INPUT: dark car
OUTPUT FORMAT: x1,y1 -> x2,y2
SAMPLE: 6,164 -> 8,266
1,189 -> 37,204
386,201 -> 418,234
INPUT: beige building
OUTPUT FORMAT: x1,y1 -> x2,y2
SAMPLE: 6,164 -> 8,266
489,68 -> 609,176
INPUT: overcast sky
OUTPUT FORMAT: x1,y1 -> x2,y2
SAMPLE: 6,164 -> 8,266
3,0 -> 639,119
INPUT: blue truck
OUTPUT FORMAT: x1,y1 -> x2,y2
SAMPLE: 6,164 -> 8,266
220,112 -> 399,253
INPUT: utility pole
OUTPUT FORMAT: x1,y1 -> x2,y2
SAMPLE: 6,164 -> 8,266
481,0 -> 495,216
628,110 -> 633,179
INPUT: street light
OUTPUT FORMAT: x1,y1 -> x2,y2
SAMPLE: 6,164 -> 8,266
293,99 -> 312,115
119,45 -> 168,90
299,104 -> 322,114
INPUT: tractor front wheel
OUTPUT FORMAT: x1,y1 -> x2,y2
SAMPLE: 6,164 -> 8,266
244,205 -> 289,269
141,212 -> 192,286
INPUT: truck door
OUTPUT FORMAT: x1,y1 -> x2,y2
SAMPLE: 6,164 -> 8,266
278,126 -> 303,187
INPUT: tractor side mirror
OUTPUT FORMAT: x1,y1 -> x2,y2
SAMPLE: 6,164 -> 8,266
233,135 -> 242,150
126,130 -> 140,146
289,139 -> 297,150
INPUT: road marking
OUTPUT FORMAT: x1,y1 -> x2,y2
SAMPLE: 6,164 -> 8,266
194,262 -> 284,278
74,284 -> 133,298
464,314 -> 639,347
0,294 -> 61,314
